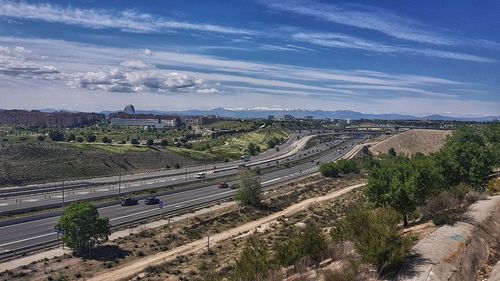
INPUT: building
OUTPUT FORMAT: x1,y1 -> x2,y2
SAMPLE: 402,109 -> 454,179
123,104 -> 135,115
305,115 -> 314,120
110,117 -> 176,128
0,109 -> 104,127
284,114 -> 294,120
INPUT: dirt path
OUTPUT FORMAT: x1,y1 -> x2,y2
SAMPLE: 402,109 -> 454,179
88,182 -> 367,281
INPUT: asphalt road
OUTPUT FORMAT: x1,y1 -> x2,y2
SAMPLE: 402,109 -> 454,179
0,137 -> 345,214
0,138 -> 362,255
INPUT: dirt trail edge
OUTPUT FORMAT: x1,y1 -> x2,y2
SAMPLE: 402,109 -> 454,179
88,182 -> 366,281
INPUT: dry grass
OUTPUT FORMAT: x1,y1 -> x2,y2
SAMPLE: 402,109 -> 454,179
369,129 -> 451,156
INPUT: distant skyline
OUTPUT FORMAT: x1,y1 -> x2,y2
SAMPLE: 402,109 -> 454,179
0,0 -> 499,116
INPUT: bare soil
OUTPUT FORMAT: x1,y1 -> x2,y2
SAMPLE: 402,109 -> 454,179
369,129 -> 451,156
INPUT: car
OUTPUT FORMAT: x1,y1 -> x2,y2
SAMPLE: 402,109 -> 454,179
144,197 -> 160,205
195,172 -> 206,178
230,183 -> 240,189
120,198 -> 138,206
218,182 -> 229,189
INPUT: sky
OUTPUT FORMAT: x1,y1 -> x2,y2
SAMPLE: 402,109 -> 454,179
0,0 -> 499,116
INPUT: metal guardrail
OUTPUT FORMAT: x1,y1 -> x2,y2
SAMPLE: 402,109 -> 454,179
0,195 -> 233,263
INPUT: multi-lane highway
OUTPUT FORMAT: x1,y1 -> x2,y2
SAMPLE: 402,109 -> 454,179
0,137 -> 363,258
0,134 -> 346,215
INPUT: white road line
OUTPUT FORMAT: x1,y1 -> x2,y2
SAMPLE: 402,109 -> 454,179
0,233 -> 55,247
262,178 -> 282,184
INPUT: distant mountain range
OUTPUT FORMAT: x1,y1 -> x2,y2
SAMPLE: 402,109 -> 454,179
37,107 -> 499,122
123,108 -> 498,122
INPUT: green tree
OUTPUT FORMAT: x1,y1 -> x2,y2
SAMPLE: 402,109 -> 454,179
37,135 -> 45,142
388,147 -> 397,157
57,201 -> 110,255
319,162 -> 340,178
76,136 -> 84,143
235,170 -> 261,206
86,134 -> 97,143
435,125 -> 496,189
146,139 -> 154,146
66,133 -> 76,142
246,143 -> 257,156
365,155 -> 442,226
102,136 -> 111,144
336,159 -> 360,174
332,206 -> 411,275
49,130 -> 65,141
232,234 -> 273,281
160,139 -> 168,146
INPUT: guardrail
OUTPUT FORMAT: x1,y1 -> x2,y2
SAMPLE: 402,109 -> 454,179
0,138 -> 365,263
0,195 -> 234,263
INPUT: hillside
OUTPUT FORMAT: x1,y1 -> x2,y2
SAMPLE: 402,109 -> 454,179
369,129 -> 451,156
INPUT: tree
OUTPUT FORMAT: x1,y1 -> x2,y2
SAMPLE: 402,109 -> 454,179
319,162 -> 339,178
336,159 -> 360,174
246,143 -> 257,156
387,147 -> 397,157
365,155 -> 442,226
49,130 -> 65,141
57,201 -> 110,255
146,139 -> 154,146
235,170 -> 261,206
160,139 -> 168,146
86,134 -> 97,143
76,136 -> 84,143
66,133 -> 76,142
435,125 -> 496,190
232,234 -> 272,281
102,136 -> 111,144
37,135 -> 45,142
331,206 -> 411,275
130,138 -> 140,145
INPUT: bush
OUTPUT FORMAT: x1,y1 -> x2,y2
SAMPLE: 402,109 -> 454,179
336,159 -> 360,174
174,163 -> 181,169
146,139 -> 154,146
37,135 -> 45,142
160,139 -> 168,146
86,134 -> 97,143
420,191 -> 466,226
332,206 -> 412,275
276,224 -> 326,267
232,234 -> 273,281
102,136 -> 111,144
235,170 -> 261,207
66,133 -> 76,142
76,136 -> 84,143
49,130 -> 65,141
130,139 -> 140,145
319,162 -> 339,178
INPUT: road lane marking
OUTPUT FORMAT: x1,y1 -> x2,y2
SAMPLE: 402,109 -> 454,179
0,233 -> 55,247
262,178 -> 282,184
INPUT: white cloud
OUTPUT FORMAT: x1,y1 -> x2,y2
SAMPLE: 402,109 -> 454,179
197,88 -> 219,94
69,69 -> 206,93
0,1 -> 256,35
120,60 -> 152,70
0,45 -> 59,79
143,49 -> 153,56
292,32 -> 496,63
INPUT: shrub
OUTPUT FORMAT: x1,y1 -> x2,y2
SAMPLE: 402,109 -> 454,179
336,159 -> 360,174
130,138 -> 140,145
160,139 -> 168,146
174,163 -> 181,169
66,133 -> 76,142
49,130 -> 65,141
276,224 -> 326,267
332,206 -> 411,275
76,136 -> 84,143
37,135 -> 45,142
319,162 -> 339,178
146,139 -> 154,146
102,136 -> 112,144
86,134 -> 97,143
235,170 -> 261,207
420,191 -> 466,226
232,234 -> 273,281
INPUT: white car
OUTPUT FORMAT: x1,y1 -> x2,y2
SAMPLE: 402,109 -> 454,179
195,172 -> 206,178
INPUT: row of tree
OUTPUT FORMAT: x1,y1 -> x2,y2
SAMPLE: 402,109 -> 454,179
319,158 -> 360,178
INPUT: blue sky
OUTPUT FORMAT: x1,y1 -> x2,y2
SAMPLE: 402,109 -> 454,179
0,0 -> 499,116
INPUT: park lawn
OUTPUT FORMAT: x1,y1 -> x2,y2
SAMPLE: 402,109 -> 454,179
168,146 -> 218,162
69,143 -> 150,153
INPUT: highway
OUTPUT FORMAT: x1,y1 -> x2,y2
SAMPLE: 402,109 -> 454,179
0,137 -> 363,258
0,135 -> 348,215
0,132 -> 309,197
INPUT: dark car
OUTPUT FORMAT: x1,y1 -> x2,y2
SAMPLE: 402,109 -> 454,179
144,197 -> 160,205
120,198 -> 138,206
218,182 -> 229,189
230,183 -> 240,189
